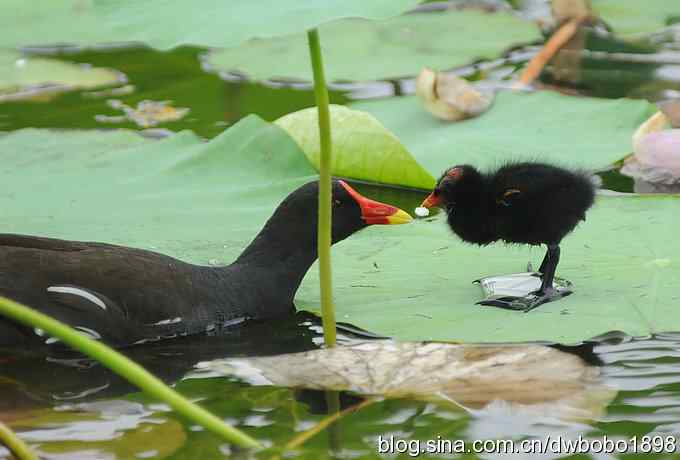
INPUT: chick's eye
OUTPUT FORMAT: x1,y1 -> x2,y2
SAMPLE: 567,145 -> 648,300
333,199 -> 342,207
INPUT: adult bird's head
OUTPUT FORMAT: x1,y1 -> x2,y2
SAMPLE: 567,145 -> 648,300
306,180 -> 412,243
238,180 -> 412,263
420,165 -> 481,210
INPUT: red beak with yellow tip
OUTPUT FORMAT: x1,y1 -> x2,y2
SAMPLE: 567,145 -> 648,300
420,192 -> 442,209
339,180 -> 413,225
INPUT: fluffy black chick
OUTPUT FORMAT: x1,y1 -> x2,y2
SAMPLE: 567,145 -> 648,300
421,162 -> 596,311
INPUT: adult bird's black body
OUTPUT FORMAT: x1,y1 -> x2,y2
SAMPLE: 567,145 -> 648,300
0,180 -> 411,349
421,162 -> 595,311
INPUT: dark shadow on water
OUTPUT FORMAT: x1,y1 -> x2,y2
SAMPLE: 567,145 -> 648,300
0,312 -> 320,412
0,307 -> 607,412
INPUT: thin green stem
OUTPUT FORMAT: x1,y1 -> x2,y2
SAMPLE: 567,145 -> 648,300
283,397 -> 374,451
307,27 -> 336,348
325,390 -> 342,451
0,296 -> 261,450
0,422 -> 38,460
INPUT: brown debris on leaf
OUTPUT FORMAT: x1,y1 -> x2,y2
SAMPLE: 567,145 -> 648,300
95,99 -> 190,128
194,341 -> 614,419
416,68 -> 493,121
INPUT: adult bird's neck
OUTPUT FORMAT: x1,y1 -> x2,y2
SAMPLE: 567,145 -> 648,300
227,221 -> 319,318
236,216 -> 318,269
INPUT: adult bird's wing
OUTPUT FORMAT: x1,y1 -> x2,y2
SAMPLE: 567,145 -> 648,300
0,234 -> 197,347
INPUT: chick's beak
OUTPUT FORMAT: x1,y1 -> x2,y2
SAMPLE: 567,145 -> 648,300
420,192 -> 442,208
339,180 -> 413,225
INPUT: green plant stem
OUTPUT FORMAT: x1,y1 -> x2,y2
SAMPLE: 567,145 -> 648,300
0,422 -> 38,460
325,390 -> 342,451
307,27 -> 336,348
0,296 -> 261,450
283,397 -> 374,450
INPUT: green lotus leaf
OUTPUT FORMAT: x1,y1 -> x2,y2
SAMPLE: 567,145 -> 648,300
275,105 -> 435,189
298,193 -> 680,344
208,9 -> 541,82
0,50 -> 120,101
0,0 -> 420,50
350,90 -> 656,181
0,1 -> 106,49
2,123 -> 679,344
593,0 -> 680,37
0,120 -> 316,265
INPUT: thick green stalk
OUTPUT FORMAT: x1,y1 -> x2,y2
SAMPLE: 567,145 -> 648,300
307,28 -> 336,347
0,422 -> 38,460
0,296 -> 261,450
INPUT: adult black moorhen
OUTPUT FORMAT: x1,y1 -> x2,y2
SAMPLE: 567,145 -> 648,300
420,162 -> 595,311
0,180 -> 412,348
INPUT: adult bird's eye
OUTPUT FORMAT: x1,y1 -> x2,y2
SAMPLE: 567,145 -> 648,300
333,199 -> 342,207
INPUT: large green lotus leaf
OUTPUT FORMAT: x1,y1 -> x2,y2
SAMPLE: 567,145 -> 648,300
351,90 -> 655,181
0,1 -> 106,49
3,125 -> 679,344
298,194 -> 680,344
0,0 -> 420,50
0,50 -> 120,99
94,0 -> 421,49
208,9 -> 541,82
275,105 -> 435,189
593,0 -> 680,37
0,120 -> 316,264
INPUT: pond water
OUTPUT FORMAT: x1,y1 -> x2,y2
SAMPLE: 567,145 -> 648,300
3,320 -> 680,459
3,5 -> 680,459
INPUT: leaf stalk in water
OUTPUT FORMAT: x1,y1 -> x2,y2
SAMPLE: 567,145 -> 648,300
0,422 -> 38,460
